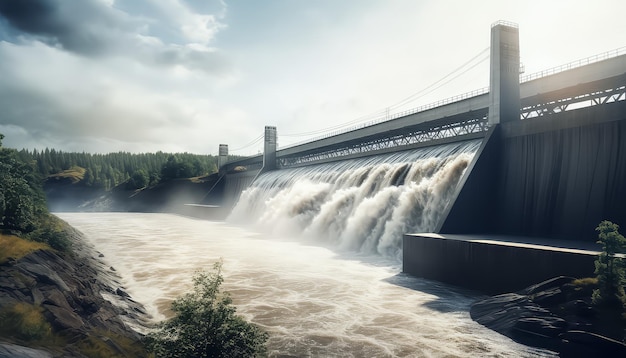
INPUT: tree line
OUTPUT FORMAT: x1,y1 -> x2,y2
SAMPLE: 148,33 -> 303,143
15,148 -> 221,190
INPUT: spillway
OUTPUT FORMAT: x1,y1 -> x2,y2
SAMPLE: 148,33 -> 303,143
229,139 -> 481,260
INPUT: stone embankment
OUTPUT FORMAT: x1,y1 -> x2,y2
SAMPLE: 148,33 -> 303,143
471,276 -> 626,357
0,226 -> 149,357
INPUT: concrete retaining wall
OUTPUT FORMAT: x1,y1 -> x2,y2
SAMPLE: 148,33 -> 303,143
403,233 -> 597,294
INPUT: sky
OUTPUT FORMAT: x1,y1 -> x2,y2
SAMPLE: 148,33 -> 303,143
0,0 -> 624,156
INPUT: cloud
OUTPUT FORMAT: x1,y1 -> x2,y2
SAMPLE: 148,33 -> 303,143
1,0 -> 625,155
0,36 -> 246,154
0,0 -> 230,75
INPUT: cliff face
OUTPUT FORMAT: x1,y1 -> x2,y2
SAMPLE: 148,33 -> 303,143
0,227 -> 150,357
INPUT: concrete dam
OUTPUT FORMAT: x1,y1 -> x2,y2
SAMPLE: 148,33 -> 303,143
202,22 -> 626,293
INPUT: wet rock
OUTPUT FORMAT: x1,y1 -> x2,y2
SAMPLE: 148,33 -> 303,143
519,276 -> 575,295
116,287 -> 131,298
532,287 -> 565,306
471,276 -> 626,356
514,316 -> 567,338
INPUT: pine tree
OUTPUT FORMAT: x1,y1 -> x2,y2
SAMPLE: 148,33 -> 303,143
592,220 -> 626,307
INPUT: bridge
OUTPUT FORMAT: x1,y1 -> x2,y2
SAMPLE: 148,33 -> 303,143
219,27 -> 624,177
197,22 -> 626,292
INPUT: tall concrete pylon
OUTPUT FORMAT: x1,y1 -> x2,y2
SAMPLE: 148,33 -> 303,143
488,21 -> 521,125
263,126 -> 277,171
218,144 -> 228,174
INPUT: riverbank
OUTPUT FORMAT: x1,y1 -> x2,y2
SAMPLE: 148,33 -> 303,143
0,224 -> 150,357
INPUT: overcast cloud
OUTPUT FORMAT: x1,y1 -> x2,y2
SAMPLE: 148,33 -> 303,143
0,0 -> 625,155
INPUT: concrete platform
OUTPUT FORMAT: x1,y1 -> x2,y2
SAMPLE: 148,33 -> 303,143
403,233 -> 600,294
178,203 -> 230,220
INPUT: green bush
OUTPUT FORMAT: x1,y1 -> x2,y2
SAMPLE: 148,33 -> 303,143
0,302 -> 52,341
145,261 -> 269,357
592,220 -> 626,308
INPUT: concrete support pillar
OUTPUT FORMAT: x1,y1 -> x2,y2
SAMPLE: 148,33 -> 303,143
263,126 -> 277,171
218,144 -> 228,174
488,21 -> 521,126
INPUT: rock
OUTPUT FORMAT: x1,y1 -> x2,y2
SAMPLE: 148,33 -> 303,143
514,316 -> 567,338
531,287 -> 565,306
0,343 -> 53,358
17,263 -> 70,292
76,295 -> 100,315
0,230 -> 150,357
559,330 -> 626,358
43,304 -> 84,330
41,288 -> 72,310
519,276 -> 575,295
471,276 -> 626,356
30,287 -> 44,306
116,287 -> 131,298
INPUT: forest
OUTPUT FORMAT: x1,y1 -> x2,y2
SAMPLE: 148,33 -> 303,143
14,147 -> 220,190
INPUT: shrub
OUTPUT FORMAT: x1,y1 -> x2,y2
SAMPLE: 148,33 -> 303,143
145,261 -> 269,357
592,220 -> 626,307
0,302 -> 52,340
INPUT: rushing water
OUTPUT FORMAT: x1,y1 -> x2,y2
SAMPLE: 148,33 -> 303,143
230,140 -> 481,260
57,213 -> 555,357
55,140 -> 557,356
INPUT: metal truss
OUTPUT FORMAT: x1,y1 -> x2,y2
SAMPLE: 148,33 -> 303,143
278,114 -> 489,168
520,84 -> 626,119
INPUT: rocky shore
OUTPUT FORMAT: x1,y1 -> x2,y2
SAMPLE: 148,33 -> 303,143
471,276 -> 626,357
0,226 -> 150,357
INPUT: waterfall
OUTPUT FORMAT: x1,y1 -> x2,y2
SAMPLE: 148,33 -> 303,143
229,139 -> 481,259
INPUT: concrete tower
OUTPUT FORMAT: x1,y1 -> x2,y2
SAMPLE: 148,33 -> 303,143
263,126 -> 277,171
218,144 -> 228,174
488,21 -> 521,125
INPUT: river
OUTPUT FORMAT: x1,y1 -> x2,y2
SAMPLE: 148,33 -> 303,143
57,212 -> 555,357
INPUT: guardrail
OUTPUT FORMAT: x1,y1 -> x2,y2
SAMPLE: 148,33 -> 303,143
231,46 -> 626,159
520,46 -> 626,83
281,86 -> 490,149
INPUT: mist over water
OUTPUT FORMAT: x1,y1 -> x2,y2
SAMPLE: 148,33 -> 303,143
230,140 -> 481,260
55,139 -> 557,356
58,213 -> 554,357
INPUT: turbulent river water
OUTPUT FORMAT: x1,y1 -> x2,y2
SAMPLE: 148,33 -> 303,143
57,212 -> 555,357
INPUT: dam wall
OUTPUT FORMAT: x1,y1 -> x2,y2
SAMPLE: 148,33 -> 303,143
439,100 -> 626,241
222,170 -> 259,208
405,103 -> 626,292
495,101 -> 626,241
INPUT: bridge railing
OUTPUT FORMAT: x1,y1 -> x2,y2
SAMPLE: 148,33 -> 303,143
520,46 -> 626,83
281,86 -> 490,150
